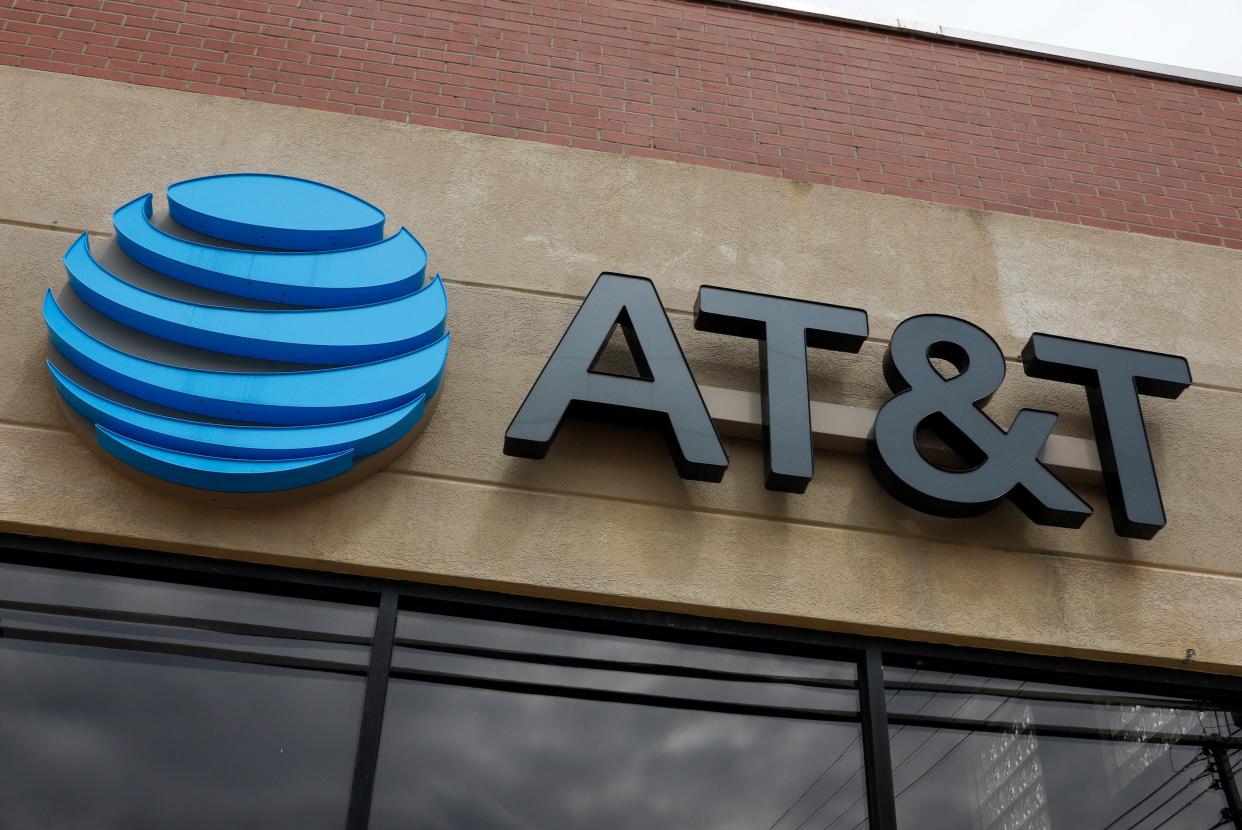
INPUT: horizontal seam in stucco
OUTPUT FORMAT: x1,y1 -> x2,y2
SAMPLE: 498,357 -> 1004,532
0,219 -> 98,236
1,419 -> 1237,582
8,227 -> 1242,396
0,417 -> 1237,581
372,465 -> 1242,584
0,420 -> 68,435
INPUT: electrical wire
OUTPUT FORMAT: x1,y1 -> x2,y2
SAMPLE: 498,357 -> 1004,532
1137,785 -> 1216,830
774,671 -> 944,830
1101,719 -> 1242,830
1100,750 -> 1210,830
776,678 -> 1239,830
882,692 -> 1021,805
775,665 -> 958,830
765,671 -> 926,830
824,679 -> 1021,830
766,735 -> 863,830
1121,771 -> 1213,830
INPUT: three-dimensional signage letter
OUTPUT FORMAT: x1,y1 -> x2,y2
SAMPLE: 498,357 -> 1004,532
1021,334 -> 1191,539
868,315 -> 1093,528
504,273 -> 729,481
695,286 -> 868,493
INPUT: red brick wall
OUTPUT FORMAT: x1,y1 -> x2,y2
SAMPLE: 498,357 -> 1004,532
3,0 -> 1242,248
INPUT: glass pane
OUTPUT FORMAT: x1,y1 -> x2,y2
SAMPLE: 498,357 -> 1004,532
371,681 -> 868,830
891,727 -> 1236,830
0,559 -> 375,640
392,609 -> 855,714
0,558 -> 375,828
0,638 -> 364,830
885,667 -> 1242,830
372,610 -> 867,829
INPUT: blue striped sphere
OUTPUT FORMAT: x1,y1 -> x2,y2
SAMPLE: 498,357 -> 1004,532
44,174 -> 449,498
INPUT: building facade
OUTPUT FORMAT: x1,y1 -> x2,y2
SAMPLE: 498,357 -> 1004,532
0,0 -> 1240,827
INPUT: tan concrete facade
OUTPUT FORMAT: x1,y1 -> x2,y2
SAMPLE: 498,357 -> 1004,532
2,67 -> 1240,673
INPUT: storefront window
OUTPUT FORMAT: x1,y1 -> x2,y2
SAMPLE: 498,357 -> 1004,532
885,667 -> 1242,830
369,610 -> 869,829
0,559 -> 373,830
0,547 -> 1239,830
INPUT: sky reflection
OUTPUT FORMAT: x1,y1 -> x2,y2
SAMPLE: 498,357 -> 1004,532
371,680 -> 868,830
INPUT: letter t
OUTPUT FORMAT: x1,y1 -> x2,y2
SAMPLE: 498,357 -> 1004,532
695,286 -> 868,493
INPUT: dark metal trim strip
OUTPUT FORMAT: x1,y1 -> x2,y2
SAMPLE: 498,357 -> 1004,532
0,623 -> 369,675
393,636 -> 860,690
386,663 -> 863,724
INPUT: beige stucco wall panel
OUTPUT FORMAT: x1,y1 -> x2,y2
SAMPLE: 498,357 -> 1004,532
7,251 -> 1238,578
0,423 -> 1237,673
2,67 -> 1240,390
406,290 -> 1239,578
3,67 -> 1242,670
0,224 -> 70,428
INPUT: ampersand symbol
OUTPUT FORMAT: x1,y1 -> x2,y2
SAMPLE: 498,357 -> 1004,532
868,315 -> 1092,528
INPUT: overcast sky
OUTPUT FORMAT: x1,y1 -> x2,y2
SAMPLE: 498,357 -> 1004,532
798,0 -> 1242,77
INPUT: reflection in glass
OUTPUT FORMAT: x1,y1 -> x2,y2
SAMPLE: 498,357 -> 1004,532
0,640 -> 364,830
884,668 -> 1241,830
884,667 -> 1227,738
372,610 -> 868,829
0,558 -> 374,830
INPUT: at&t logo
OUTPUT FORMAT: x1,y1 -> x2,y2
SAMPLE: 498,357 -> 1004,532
43,173 -> 449,502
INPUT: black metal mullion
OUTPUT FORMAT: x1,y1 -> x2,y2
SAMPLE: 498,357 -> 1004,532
859,648 -> 898,830
346,589 -> 399,830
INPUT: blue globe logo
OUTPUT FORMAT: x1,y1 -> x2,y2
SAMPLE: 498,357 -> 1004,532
43,173 -> 449,500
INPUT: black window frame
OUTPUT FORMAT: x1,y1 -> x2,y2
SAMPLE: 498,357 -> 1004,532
0,531 -> 1239,830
